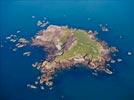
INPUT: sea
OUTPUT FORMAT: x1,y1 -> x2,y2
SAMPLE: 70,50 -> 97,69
0,0 -> 134,100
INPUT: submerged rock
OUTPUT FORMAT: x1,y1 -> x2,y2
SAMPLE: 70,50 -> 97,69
40,86 -> 45,90
17,30 -> 21,33
12,48 -> 17,52
23,51 -> 31,56
117,58 -> 122,62
32,16 -> 35,19
27,84 -> 37,89
0,45 -> 3,48
92,72 -> 98,76
34,81 -> 38,85
110,59 -> 116,63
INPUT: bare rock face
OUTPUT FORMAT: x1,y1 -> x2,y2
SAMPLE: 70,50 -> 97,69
33,25 -> 68,55
32,25 -> 64,46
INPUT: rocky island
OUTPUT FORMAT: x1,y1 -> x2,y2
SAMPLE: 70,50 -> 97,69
32,25 -> 114,86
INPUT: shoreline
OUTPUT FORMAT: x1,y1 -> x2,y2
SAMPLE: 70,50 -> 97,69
32,25 -> 116,86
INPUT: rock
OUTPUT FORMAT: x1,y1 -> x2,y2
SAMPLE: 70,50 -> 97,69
56,51 -> 63,56
117,58 -> 122,62
39,79 -> 44,84
45,81 -> 53,86
16,44 -> 25,48
6,34 -> 17,43
92,72 -> 98,76
27,84 -> 30,87
17,31 -> 21,33
18,38 -> 29,44
110,47 -> 118,53
40,21 -> 49,27
37,76 -> 41,80
43,17 -> 47,20
56,44 -> 62,50
99,24 -> 102,27
100,25 -> 109,32
6,36 -> 11,40
88,30 -> 93,34
37,66 -> 40,70
15,38 -> 29,48
37,20 -> 43,26
110,59 -> 116,63
36,19 -> 49,27
40,86 -> 45,90
104,68 -> 113,74
23,51 -> 31,56
128,52 -> 132,56
10,39 -> 17,42
12,48 -> 17,52
35,81 -> 38,85
42,61 -> 48,67
93,31 -> 99,35
27,84 -> 37,89
32,62 -> 38,67
30,85 -> 37,89
74,57 -> 85,63
49,87 -> 53,90
32,16 -> 35,19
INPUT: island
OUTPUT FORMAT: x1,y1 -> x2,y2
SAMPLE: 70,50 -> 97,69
32,25 -> 115,86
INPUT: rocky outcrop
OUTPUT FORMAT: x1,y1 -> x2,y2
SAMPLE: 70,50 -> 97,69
32,25 -> 113,86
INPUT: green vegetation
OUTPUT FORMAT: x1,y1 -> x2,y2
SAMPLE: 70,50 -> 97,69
56,29 -> 102,61
59,28 -> 73,44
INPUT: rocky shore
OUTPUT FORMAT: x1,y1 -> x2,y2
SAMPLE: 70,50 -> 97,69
32,25 -> 116,86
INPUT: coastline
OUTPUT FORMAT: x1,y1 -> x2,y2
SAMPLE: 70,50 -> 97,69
32,25 -> 117,86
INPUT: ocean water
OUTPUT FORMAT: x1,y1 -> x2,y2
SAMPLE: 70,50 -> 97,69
0,0 -> 134,100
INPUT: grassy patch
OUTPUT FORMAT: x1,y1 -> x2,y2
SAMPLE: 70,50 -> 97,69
56,29 -> 101,61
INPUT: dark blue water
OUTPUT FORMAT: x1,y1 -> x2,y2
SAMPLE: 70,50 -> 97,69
0,1 -> 134,100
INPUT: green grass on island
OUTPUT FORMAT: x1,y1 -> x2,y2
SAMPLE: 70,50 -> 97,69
56,29 -> 102,61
